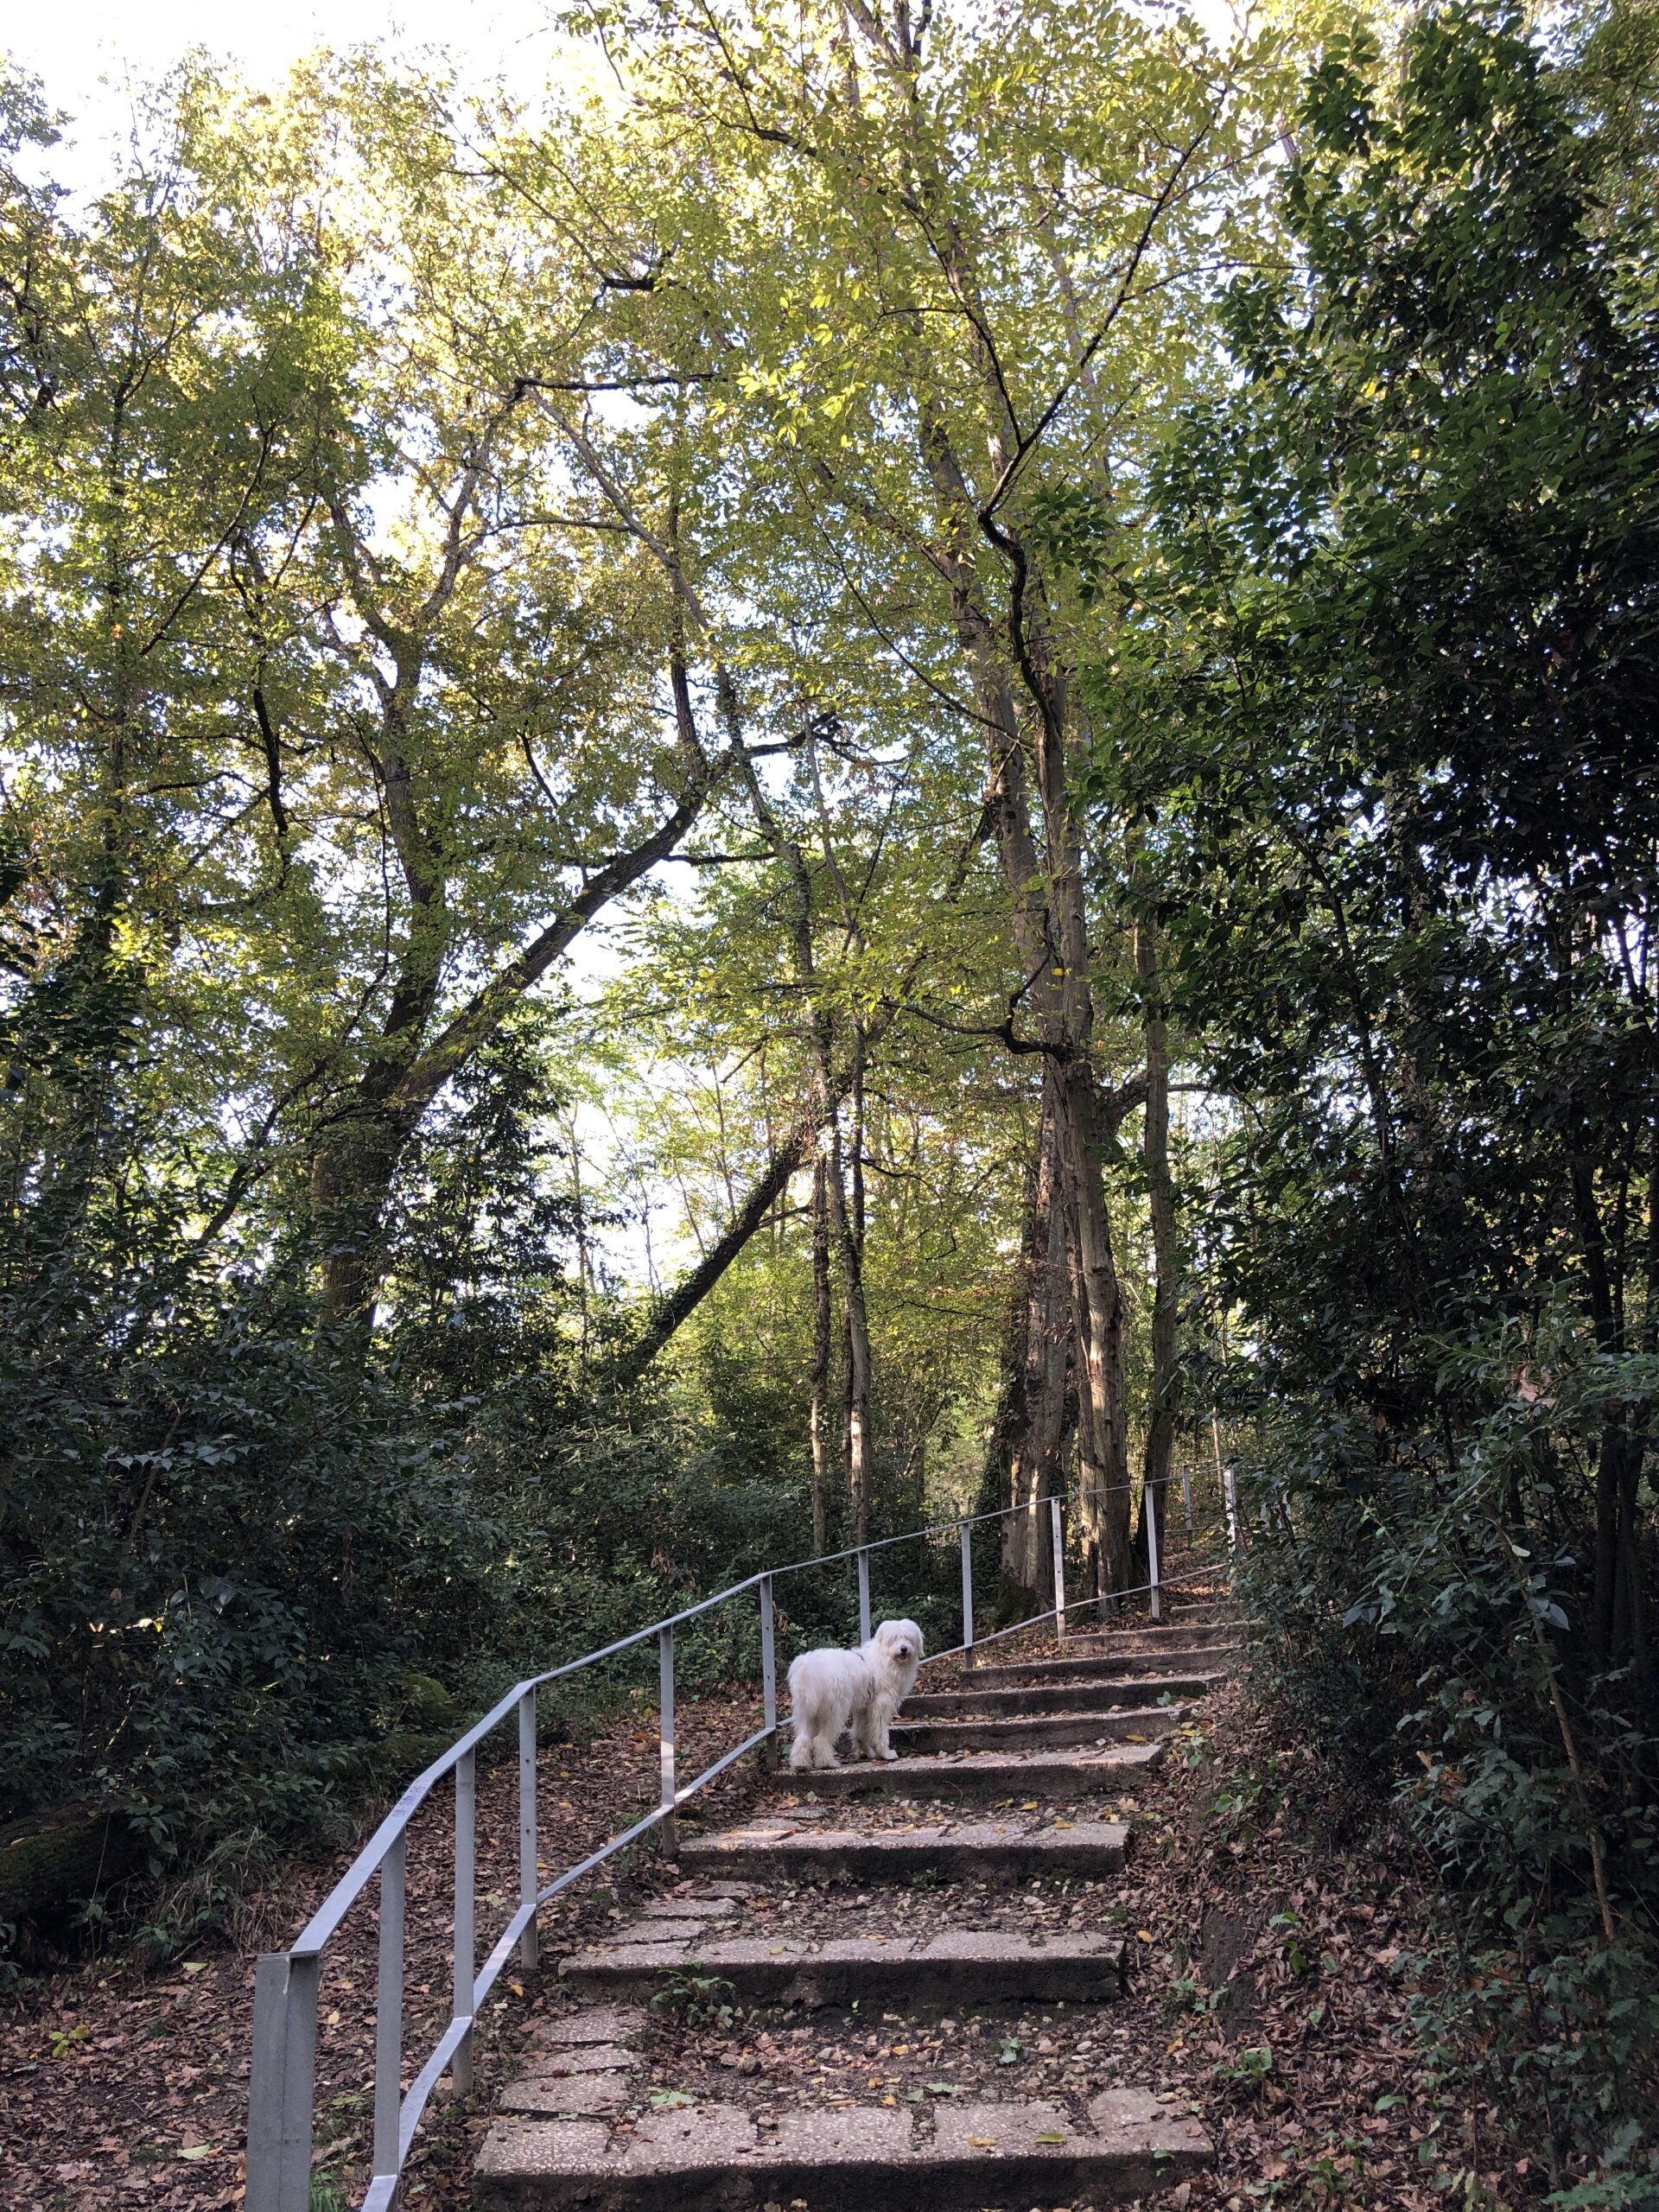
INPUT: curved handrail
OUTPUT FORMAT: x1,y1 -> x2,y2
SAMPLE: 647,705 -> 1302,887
247,1480 -> 1236,2212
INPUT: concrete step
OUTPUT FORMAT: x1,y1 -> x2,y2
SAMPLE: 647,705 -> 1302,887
911,1663 -> 1221,1716
1071,1645 -> 1238,1672
475,2088 -> 1212,2209
889,1702 -> 1191,1756
562,1925 -> 1127,2009
679,1809 -> 1129,1883
903,1671 -> 1224,1719
971,1648 -> 1234,1686
787,1739 -> 1167,1799
1069,1624 -> 1243,1657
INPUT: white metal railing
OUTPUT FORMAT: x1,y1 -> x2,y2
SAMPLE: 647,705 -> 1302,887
245,1479 -> 1232,2211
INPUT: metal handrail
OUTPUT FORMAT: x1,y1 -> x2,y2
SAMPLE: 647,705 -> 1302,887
245,1484 -> 1234,2211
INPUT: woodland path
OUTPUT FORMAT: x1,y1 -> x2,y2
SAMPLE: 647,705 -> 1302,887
0,1592 -> 1489,2211
474,1598 -> 1238,2210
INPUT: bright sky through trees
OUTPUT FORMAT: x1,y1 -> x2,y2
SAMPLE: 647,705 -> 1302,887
8,1 -> 566,194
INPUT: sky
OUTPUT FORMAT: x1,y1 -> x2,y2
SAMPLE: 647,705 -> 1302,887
8,1 -> 574,193
11,0 -> 1242,187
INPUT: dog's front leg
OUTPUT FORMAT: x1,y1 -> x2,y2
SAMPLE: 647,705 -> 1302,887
871,1697 -> 899,1761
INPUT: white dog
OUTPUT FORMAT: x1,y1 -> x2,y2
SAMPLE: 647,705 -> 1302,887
786,1618 -> 925,1770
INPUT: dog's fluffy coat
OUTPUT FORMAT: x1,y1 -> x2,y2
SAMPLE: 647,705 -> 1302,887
786,1618 -> 925,1770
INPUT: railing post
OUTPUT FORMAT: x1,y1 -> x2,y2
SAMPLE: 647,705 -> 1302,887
518,1688 -> 538,1968
959,1521 -> 975,1664
856,1547 -> 872,1645
1050,1497 -> 1065,1646
246,1951 -> 320,2212
658,1623 -> 678,1855
372,1831 -> 406,2190
453,1747 -> 476,2096
1147,1478 -> 1162,1622
759,1573 -> 778,1769
1181,1464 -> 1193,1535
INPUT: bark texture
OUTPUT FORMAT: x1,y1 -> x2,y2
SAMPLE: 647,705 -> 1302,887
1134,916 -> 1180,1579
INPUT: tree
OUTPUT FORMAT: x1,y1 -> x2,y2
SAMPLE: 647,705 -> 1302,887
1088,15 -> 1659,2117
556,0 -> 1293,1591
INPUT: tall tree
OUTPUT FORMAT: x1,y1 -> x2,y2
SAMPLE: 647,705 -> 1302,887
578,0 -> 1289,1588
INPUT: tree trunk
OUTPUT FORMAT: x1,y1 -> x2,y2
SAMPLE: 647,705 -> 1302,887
1008,1073 -> 1071,1606
1571,1150 -> 1629,1669
907,388 -> 1134,1599
826,1105 -> 874,1547
1055,1057 -> 1131,1599
1629,1131 -> 1658,1685
311,1100 -> 426,1335
1134,916 -> 1180,1579
951,640 -> 1132,1599
810,1151 -> 833,1552
310,652 -> 713,1336
604,1107 -> 817,1389
845,1031 -> 873,1544
983,1185 -> 1030,1581
733,715 -> 874,1544
989,1077 -> 1071,1615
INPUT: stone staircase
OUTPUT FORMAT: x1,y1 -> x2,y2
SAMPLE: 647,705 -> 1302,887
474,1605 -> 1240,2211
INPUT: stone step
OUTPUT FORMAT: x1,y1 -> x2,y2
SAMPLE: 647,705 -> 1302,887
903,1671 -> 1224,1719
1084,1601 -> 1238,1637
679,1810 -> 1129,1883
1069,1624 -> 1243,1656
889,1703 -> 1190,1756
788,1739 -> 1166,1798
1057,1644 -> 1236,1672
911,1672 -> 1221,1725
971,1647 -> 1234,1685
475,2088 -> 1212,2209
562,1926 -> 1127,2009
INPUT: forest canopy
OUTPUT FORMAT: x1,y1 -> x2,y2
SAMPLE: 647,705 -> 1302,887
1,0 -> 1656,2178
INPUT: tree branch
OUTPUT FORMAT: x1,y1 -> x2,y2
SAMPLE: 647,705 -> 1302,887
600,1110 -> 820,1389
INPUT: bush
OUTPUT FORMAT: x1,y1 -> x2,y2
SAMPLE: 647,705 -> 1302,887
1233,1338 -> 1659,2185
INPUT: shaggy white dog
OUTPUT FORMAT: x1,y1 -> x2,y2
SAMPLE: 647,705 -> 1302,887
786,1618 -> 925,1770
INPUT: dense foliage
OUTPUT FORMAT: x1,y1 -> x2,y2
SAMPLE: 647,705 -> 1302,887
1090,3 -> 1659,2184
